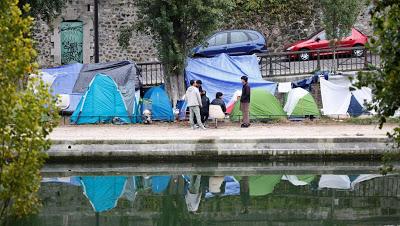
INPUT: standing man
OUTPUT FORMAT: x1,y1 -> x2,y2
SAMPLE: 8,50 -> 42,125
200,90 -> 210,124
240,76 -> 251,128
185,81 -> 206,130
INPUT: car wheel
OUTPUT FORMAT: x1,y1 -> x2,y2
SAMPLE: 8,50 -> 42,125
352,45 -> 364,57
298,49 -> 310,61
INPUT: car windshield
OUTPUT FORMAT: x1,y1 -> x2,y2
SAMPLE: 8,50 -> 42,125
306,29 -> 324,40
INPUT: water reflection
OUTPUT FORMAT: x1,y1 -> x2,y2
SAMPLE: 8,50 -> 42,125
14,173 -> 400,225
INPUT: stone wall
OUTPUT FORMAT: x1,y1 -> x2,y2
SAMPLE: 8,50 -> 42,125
32,0 -> 372,68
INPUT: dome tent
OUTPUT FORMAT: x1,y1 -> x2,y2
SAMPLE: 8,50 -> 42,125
284,88 -> 320,117
71,74 -> 131,124
143,85 -> 174,121
230,89 -> 285,121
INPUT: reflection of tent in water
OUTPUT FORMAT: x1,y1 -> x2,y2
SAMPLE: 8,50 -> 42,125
80,176 -> 127,212
152,176 -> 171,193
230,89 -> 285,121
282,175 -> 315,186
205,176 -> 241,198
318,174 -> 383,190
71,74 -> 131,124
41,176 -> 81,186
235,175 -> 282,196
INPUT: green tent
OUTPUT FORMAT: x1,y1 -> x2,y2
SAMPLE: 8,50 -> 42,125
230,89 -> 285,121
283,88 -> 320,117
235,175 -> 282,196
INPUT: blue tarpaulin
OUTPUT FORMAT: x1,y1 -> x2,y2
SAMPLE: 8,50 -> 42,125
185,54 -> 277,104
41,63 -> 83,112
42,63 -> 83,96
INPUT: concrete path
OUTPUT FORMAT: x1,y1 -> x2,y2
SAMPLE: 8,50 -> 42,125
50,123 -> 395,141
48,123 -> 398,162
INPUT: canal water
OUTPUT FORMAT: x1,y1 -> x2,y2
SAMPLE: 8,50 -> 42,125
11,162 -> 400,226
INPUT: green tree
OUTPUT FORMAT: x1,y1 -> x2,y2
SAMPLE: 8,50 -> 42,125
320,0 -> 363,71
133,0 -> 235,105
356,1 -> 400,168
18,0 -> 65,22
0,0 -> 59,224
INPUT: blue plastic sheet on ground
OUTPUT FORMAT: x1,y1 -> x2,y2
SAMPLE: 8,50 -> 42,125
186,54 -> 277,104
292,71 -> 329,91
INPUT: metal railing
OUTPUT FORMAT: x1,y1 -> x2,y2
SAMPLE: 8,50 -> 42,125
258,46 -> 380,77
137,61 -> 164,87
137,47 -> 380,86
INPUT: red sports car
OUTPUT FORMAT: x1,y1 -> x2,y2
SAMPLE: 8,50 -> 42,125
285,28 -> 368,61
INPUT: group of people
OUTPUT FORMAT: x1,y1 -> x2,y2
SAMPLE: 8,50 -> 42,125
185,76 -> 251,129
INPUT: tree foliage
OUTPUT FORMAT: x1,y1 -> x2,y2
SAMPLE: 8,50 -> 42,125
134,0 -> 235,103
18,0 -> 65,22
356,1 -> 400,148
320,0 -> 363,41
0,0 -> 59,224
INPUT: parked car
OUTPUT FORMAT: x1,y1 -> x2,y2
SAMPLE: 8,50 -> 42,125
285,28 -> 368,61
191,29 -> 268,57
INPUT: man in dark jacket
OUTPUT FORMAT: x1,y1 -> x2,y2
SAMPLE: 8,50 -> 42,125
200,90 -> 210,124
211,92 -> 226,113
240,76 -> 251,128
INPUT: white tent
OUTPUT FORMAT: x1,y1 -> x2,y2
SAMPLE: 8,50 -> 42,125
320,77 -> 372,116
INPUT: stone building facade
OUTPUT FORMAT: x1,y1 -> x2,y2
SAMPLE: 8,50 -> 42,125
33,0 -> 158,68
33,1 -> 373,68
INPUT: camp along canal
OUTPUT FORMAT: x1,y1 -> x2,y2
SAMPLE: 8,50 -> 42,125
10,161 -> 400,226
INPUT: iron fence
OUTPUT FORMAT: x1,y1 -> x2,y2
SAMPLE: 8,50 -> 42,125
258,46 -> 380,77
137,47 -> 380,86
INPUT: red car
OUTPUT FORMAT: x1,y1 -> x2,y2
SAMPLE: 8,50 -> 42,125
285,28 -> 368,61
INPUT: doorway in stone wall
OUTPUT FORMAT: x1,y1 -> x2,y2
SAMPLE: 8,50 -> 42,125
61,21 -> 83,65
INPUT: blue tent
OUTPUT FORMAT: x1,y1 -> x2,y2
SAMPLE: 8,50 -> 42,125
151,176 -> 171,193
71,74 -> 131,124
348,94 -> 366,117
41,63 -> 83,112
80,176 -> 127,212
143,86 -> 174,121
186,54 -> 277,105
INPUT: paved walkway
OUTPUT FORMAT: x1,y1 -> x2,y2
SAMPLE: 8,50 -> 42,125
50,123 -> 396,141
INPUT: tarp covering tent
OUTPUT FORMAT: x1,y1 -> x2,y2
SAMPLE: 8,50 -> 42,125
283,88 -> 320,117
152,176 -> 171,193
73,61 -> 139,116
80,176 -> 127,212
143,86 -> 174,121
71,74 -> 131,124
230,89 -> 285,121
185,54 -> 277,106
40,63 -> 83,112
320,77 -> 372,117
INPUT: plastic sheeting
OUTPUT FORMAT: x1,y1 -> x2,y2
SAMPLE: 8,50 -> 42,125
70,74 -> 130,124
80,176 -> 127,212
42,63 -> 83,96
318,174 -> 383,190
41,63 -> 83,112
186,54 -> 277,105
